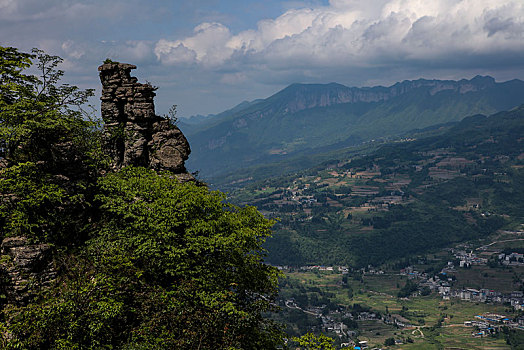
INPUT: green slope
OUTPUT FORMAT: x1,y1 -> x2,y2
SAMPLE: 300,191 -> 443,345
229,106 -> 524,267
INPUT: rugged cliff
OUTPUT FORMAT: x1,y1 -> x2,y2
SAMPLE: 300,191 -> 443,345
183,75 -> 524,179
1,61 -> 195,307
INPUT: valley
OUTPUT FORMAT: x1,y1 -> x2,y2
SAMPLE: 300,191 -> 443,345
224,105 -> 524,348
228,108 -> 524,267
182,76 -> 524,181
271,231 -> 524,349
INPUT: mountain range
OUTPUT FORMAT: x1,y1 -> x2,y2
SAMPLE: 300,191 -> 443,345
179,76 -> 524,181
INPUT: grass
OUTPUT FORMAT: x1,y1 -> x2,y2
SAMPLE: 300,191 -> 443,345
428,326 -> 509,350
356,320 -> 400,348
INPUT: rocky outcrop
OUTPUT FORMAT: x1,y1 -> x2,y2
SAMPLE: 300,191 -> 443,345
0,237 -> 56,306
98,62 -> 193,181
0,63 -> 197,308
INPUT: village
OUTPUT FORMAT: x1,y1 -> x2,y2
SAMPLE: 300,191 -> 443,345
239,146 -> 483,219
275,232 -> 524,314
235,121 -> 524,348
274,231 -> 524,348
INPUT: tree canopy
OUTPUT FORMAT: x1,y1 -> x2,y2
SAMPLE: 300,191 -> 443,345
0,46 -> 283,349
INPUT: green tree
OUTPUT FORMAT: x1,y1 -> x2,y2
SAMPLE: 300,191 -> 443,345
0,46 -> 101,245
292,332 -> 354,349
0,47 -> 96,166
397,279 -> 418,298
6,168 -> 283,349
384,337 -> 395,346
0,47 -> 283,349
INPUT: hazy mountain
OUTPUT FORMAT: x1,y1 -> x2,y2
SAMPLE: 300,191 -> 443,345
180,114 -> 215,125
181,76 -> 524,179
178,99 -> 263,134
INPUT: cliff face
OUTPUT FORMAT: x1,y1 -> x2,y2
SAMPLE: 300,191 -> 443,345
208,77 -> 498,130
98,62 -> 193,181
270,76 -> 497,115
184,75 -> 524,179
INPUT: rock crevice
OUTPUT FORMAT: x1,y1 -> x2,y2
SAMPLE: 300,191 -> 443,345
0,237 -> 56,306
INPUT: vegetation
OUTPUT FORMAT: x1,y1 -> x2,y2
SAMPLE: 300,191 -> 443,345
275,268 -> 520,349
0,46 -> 282,349
229,107 -> 524,267
291,332 -> 353,349
3,45 -> 524,349
384,337 -> 395,346
0,46 -> 100,245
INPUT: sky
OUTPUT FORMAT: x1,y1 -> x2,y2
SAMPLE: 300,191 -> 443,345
2,0 -> 524,117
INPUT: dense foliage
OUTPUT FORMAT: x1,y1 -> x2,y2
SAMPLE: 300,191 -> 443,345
291,332 -> 353,350
0,47 -> 282,349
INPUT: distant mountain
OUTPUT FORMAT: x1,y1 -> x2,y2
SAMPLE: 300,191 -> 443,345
178,99 -> 263,134
180,114 -> 215,125
181,76 -> 524,179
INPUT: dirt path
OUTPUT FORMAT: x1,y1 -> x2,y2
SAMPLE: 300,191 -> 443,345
284,300 -> 319,316
476,238 -> 524,251
411,327 -> 424,338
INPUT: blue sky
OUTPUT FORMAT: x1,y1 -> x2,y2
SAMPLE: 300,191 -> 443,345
2,0 -> 524,117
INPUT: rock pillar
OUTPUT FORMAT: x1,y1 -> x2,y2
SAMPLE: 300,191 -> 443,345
98,62 -> 193,180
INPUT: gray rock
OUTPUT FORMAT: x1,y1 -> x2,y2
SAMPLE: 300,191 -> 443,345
0,236 -> 56,306
98,62 -> 193,181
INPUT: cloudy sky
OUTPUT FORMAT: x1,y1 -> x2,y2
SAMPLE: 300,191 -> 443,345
2,0 -> 524,117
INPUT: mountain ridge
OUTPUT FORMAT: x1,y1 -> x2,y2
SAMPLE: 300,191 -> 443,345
181,76 -> 524,179
183,75 -> 501,125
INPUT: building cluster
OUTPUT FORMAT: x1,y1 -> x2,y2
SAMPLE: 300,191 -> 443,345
294,265 -> 350,273
463,313 -> 524,336
498,252 -> 524,266
448,289 -> 524,310
453,249 -> 488,267
395,256 -> 524,311
421,261 -> 524,311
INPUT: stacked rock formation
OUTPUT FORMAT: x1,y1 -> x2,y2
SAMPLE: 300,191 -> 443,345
0,63 -> 196,306
98,62 -> 193,181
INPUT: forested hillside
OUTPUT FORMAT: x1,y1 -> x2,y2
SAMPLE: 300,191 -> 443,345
230,107 -> 524,267
0,47 -> 282,349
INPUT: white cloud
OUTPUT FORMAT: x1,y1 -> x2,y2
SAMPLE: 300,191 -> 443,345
117,41 -> 155,63
155,0 -> 524,71
0,0 -> 16,10
155,22 -> 234,66
4,0 -> 524,117
61,40 -> 86,60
